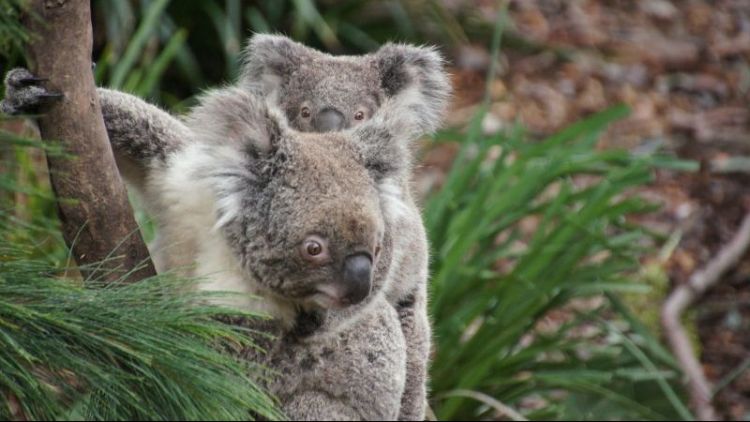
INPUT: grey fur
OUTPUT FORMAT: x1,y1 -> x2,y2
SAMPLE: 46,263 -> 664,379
185,87 -> 394,314
266,300 -> 406,421
98,88 -> 191,203
170,88 -> 421,420
242,36 -> 451,419
98,88 -> 189,164
241,34 -> 451,138
2,35 -> 451,420
231,296 -> 406,421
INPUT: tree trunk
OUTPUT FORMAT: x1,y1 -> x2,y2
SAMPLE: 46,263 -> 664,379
24,0 -> 156,283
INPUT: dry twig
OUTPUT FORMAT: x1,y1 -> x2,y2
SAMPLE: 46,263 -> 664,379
661,212 -> 750,421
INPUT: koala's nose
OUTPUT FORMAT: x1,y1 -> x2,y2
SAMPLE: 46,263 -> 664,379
341,253 -> 373,305
313,108 -> 345,132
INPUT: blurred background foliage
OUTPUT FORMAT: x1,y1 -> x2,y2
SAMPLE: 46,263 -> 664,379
87,0 -> 492,110
0,0 -> 701,420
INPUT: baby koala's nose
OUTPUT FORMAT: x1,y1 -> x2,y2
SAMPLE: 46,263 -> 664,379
314,107 -> 345,132
340,253 -> 373,305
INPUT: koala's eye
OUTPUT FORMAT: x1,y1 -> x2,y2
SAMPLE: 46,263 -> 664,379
300,107 -> 311,119
300,235 -> 330,265
354,111 -> 365,121
306,241 -> 322,256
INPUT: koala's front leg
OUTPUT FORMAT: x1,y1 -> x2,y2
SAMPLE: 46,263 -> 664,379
283,391 -> 363,421
267,298 -> 406,421
96,88 -> 190,194
2,69 -> 189,194
397,283 -> 431,421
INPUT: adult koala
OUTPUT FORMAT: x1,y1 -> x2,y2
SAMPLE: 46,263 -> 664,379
181,87 -> 418,420
1,34 -> 451,420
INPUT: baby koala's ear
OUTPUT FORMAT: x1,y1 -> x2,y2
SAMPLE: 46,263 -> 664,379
240,34 -> 314,93
374,43 -> 452,134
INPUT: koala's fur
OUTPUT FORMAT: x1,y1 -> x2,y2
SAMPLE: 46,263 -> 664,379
240,36 -> 450,420
2,34 -> 450,420
166,84 -> 443,419
240,35 -> 449,136
166,87 -> 422,419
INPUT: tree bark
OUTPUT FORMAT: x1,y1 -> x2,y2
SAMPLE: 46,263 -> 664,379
23,0 -> 156,283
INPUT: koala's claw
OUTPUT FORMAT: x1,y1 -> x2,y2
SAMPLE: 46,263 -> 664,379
37,92 -> 64,100
2,68 -> 63,115
17,76 -> 49,86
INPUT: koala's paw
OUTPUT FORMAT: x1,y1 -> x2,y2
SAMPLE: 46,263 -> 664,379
1,68 -> 63,115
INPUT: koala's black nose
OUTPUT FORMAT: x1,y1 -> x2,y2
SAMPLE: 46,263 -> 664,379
341,253 -> 373,305
313,108 -> 345,132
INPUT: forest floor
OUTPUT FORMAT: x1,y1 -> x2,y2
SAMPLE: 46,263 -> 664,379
423,1 -> 750,419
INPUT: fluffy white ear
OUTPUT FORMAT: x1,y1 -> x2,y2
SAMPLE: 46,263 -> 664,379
374,43 -> 452,134
185,87 -> 287,232
188,87 -> 285,155
240,34 -> 317,94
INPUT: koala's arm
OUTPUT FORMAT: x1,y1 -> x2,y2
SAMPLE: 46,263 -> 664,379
379,198 -> 431,421
97,88 -> 190,192
396,283 -> 431,421
282,391 -> 361,421
267,299 -> 407,421
2,70 -> 188,192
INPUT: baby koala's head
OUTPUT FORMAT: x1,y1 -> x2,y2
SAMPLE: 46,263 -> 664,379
240,34 -> 451,135
187,87 -> 418,311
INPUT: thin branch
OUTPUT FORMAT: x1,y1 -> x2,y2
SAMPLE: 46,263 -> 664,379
661,212 -> 750,421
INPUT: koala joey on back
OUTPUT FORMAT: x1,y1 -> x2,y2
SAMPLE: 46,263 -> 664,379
240,34 -> 449,136
1,34 -> 451,420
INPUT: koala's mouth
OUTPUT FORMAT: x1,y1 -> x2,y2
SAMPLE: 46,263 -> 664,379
302,283 -> 367,310
307,291 -> 347,309
281,270 -> 373,310
278,285 -> 344,310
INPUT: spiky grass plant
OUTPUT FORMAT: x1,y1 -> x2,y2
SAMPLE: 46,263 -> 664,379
0,266 -> 282,420
0,130 -> 281,421
426,106 -> 697,420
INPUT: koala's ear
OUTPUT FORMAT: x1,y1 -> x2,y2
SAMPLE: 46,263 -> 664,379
231,104 -> 285,157
352,106 -> 419,181
374,43 -> 452,134
189,87 -> 285,156
240,34 -> 314,93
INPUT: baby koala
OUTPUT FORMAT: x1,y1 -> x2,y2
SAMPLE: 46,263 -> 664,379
1,34 -> 450,420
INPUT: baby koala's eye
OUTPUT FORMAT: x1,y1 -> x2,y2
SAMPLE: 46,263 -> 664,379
300,235 -> 330,264
300,107 -> 311,119
354,111 -> 365,121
